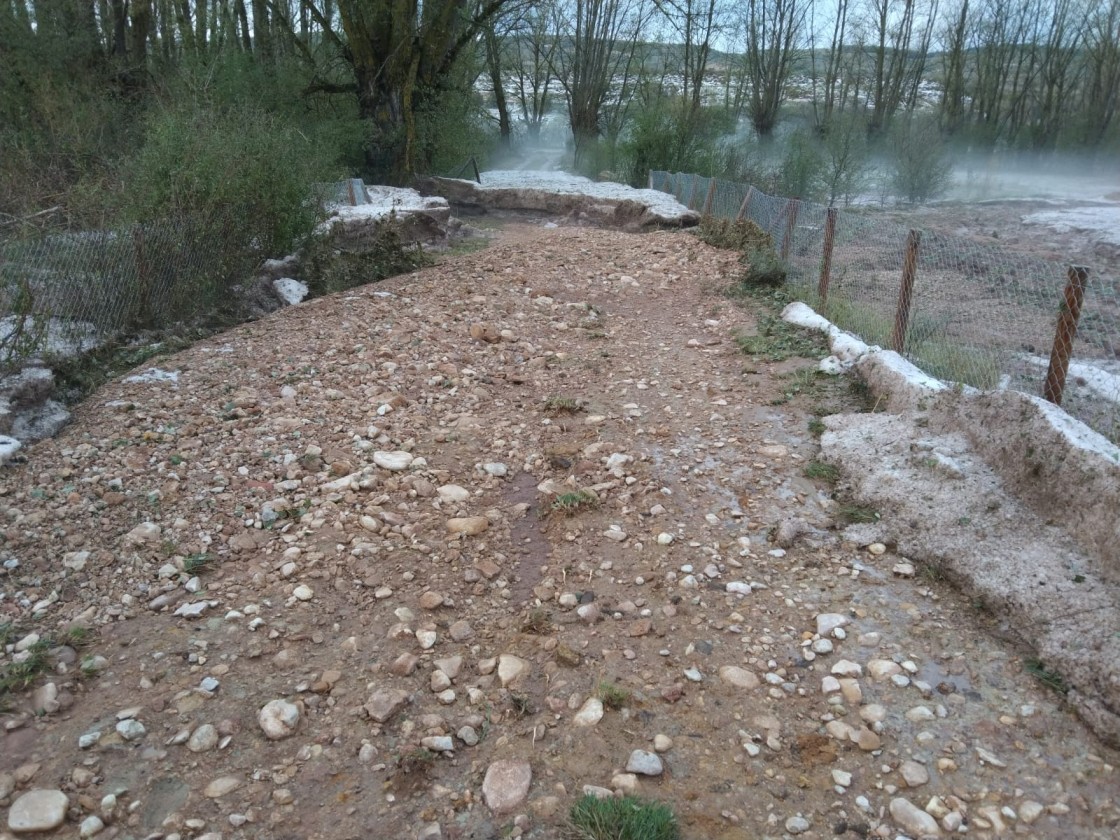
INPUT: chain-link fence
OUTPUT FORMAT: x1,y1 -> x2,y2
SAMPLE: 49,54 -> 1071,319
652,171 -> 1120,444
0,182 -> 373,372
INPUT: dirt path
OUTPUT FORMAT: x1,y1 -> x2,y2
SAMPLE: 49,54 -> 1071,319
1,225 -> 1117,839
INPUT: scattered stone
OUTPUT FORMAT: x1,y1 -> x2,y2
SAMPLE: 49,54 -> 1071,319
419,591 -> 445,610
626,750 -> 663,776
498,654 -> 531,688
785,815 -> 811,834
458,726 -> 480,746
830,660 -> 862,678
889,797 -> 941,836
573,697 -> 604,727
374,450 -> 414,471
438,484 -> 471,503
482,760 -> 532,814
816,613 -> 849,636
258,699 -> 301,740
188,724 -> 219,752
204,776 -> 243,798
446,516 -> 489,536
654,734 -> 673,752
366,689 -> 410,723
115,719 -> 146,741
7,789 -> 69,833
421,735 -> 454,752
293,584 -> 314,601
719,665 -> 760,690
900,760 -> 930,788
79,814 -> 105,837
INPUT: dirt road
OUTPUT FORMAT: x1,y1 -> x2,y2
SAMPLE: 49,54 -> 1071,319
1,225 -> 1116,839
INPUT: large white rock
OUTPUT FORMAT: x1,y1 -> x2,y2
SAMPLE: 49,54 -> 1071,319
258,699 -> 301,740
373,450 -> 414,471
889,797 -> 942,836
8,789 -> 69,833
482,759 -> 532,814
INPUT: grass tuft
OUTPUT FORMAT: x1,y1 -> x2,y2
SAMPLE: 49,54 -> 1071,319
837,504 -> 880,524
804,461 -> 840,483
1025,658 -> 1069,694
521,608 -> 551,635
597,680 -> 632,711
551,490 -> 598,516
566,794 -> 680,840
736,315 -> 828,362
544,396 -> 583,415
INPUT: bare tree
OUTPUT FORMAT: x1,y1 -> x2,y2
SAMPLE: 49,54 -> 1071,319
866,0 -> 938,136
742,0 -> 807,137
510,0 -> 559,139
1082,0 -> 1120,145
553,0 -> 649,164
810,0 -> 851,131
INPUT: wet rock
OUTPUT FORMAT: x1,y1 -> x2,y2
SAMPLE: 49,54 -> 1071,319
482,759 -> 532,814
8,789 -> 69,833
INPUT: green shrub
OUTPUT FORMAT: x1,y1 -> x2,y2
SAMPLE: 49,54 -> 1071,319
119,103 -> 336,323
698,217 -> 773,253
777,130 -> 825,201
890,116 -> 953,204
301,221 -> 431,297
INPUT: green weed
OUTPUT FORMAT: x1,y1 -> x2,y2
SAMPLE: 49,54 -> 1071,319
804,461 -> 840,483
837,504 -> 880,524
544,396 -> 582,415
736,316 -> 828,362
551,490 -> 598,516
1025,658 -> 1069,694
597,680 -> 632,711
567,794 -> 680,840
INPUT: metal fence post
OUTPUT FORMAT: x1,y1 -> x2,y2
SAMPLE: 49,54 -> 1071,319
780,198 -> 801,260
1043,266 -> 1090,405
702,178 -> 717,216
736,187 -> 755,221
818,206 -> 839,305
890,229 -> 922,353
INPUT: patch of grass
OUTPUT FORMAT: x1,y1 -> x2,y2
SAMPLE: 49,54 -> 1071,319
736,315 -> 828,362
509,691 -> 535,717
544,396 -> 582,415
182,552 -> 214,575
566,794 -> 680,840
804,461 -> 840,483
837,504 -> 880,524
0,622 -> 13,648
808,416 -> 827,437
521,608 -> 551,635
551,490 -> 598,516
597,680 -> 632,711
1025,658 -> 1069,694
771,367 -> 825,404
395,747 -> 437,777
0,638 -> 50,698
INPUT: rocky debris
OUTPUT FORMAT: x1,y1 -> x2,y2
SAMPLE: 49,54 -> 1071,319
482,759 -> 532,814
0,366 -> 70,446
7,789 -> 69,833
0,226 -> 1115,840
889,797 -> 942,836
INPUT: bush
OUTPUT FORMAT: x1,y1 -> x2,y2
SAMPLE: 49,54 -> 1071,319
821,113 -> 870,206
890,116 -> 953,203
696,217 -> 787,288
301,220 -> 431,297
119,103 -> 336,323
777,130 -> 825,201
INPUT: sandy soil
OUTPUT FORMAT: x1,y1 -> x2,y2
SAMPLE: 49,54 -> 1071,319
1,224 -> 1117,839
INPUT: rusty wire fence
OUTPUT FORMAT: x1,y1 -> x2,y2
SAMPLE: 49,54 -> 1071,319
652,171 -> 1120,444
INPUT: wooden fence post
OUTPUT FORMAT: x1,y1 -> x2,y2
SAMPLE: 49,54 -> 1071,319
780,198 -> 801,260
890,229 -> 922,353
736,186 -> 755,221
132,224 -> 152,330
702,178 -> 717,216
687,177 -> 700,210
818,206 -> 839,305
1043,266 -> 1090,405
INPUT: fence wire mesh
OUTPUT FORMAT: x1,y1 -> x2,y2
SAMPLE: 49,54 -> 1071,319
652,171 -> 1120,444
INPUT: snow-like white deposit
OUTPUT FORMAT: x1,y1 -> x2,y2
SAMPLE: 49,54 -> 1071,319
1022,204 -> 1120,247
1023,354 -> 1120,404
123,368 -> 179,385
0,316 -> 105,359
466,170 -> 690,218
324,186 -> 449,226
0,435 -> 21,465
782,302 -> 878,375
273,277 -> 309,306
